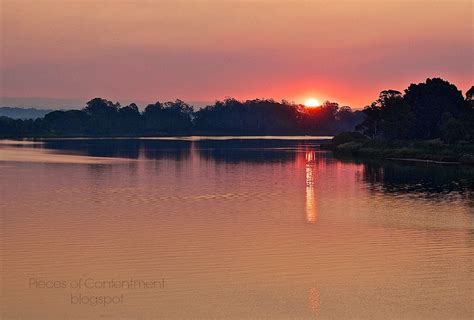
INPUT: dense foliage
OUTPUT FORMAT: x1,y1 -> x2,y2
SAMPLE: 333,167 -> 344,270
357,78 -> 474,143
0,98 -> 363,136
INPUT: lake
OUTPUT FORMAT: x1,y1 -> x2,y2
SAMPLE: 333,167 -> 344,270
1,137 -> 473,319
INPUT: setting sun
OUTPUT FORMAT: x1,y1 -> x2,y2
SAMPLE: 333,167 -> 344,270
304,98 -> 320,107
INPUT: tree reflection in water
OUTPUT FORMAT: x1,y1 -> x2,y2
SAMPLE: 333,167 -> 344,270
362,160 -> 474,203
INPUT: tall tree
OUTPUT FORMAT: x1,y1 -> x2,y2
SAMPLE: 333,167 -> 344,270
404,78 -> 466,139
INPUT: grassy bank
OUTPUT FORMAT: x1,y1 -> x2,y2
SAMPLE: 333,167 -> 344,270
322,133 -> 474,165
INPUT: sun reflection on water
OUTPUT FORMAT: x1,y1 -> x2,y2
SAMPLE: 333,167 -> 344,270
308,287 -> 321,316
305,151 -> 317,223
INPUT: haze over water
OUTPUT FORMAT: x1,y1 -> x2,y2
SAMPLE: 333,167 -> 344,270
1,138 -> 473,319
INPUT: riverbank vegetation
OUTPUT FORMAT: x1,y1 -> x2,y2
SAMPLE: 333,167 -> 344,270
324,78 -> 474,164
323,137 -> 474,164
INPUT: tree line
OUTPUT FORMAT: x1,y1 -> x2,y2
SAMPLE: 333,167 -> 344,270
0,98 -> 363,136
0,78 -> 472,140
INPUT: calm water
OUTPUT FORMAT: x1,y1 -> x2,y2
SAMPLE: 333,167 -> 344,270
1,137 -> 473,319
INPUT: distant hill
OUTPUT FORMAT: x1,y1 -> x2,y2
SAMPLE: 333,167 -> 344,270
0,107 -> 56,119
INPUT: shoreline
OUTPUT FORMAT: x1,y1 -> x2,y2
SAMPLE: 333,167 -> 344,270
321,136 -> 474,166
386,158 -> 460,165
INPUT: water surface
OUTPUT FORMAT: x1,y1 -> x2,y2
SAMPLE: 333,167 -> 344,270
1,137 -> 473,319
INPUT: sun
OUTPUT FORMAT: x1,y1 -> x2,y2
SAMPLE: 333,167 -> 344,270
304,98 -> 320,107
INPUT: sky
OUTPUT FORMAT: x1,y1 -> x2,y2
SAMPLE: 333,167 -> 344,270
1,0 -> 473,109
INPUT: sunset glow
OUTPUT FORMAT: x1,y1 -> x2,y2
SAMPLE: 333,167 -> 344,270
1,0 -> 472,108
304,98 -> 321,108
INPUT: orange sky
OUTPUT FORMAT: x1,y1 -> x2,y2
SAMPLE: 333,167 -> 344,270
1,0 -> 473,108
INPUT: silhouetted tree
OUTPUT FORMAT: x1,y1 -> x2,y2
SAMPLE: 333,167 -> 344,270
357,79 -> 472,141
379,89 -> 402,101
118,103 -> 141,133
84,98 -> 120,116
83,98 -> 121,134
378,91 -> 415,139
356,103 -> 382,138
466,86 -> 474,101
143,100 -> 193,134
404,78 -> 467,139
